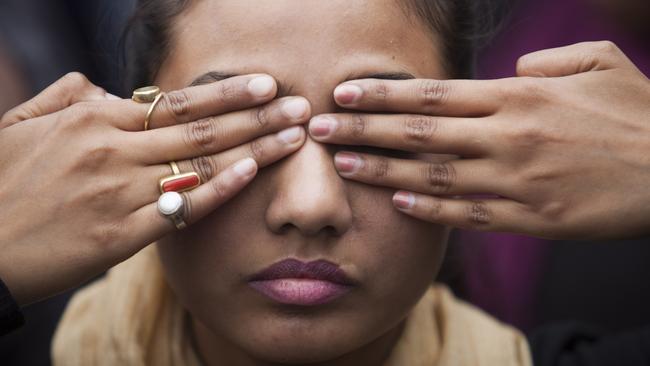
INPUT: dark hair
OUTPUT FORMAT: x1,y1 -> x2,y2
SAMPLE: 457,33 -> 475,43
122,0 -> 508,92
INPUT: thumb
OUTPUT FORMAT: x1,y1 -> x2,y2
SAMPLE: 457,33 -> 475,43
0,72 -> 119,128
516,41 -> 637,77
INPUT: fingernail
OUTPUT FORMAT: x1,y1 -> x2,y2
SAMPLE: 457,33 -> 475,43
277,126 -> 304,144
282,98 -> 309,120
335,152 -> 363,174
334,84 -> 363,105
233,158 -> 257,177
393,191 -> 415,210
248,75 -> 275,98
309,116 -> 338,138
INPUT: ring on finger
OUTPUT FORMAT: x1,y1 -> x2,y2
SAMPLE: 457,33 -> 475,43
157,191 -> 187,230
159,161 -> 202,194
132,86 -> 165,130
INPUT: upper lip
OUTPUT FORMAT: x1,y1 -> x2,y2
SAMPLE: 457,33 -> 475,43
249,258 -> 355,286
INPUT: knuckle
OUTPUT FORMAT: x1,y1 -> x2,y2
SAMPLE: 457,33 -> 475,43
190,155 -> 217,182
593,40 -> 619,55
417,79 -> 450,108
424,162 -> 455,193
251,105 -> 270,128
466,201 -> 491,227
62,72 -> 90,89
509,123 -> 557,150
249,139 -> 265,160
403,116 -> 437,147
163,90 -> 192,122
217,80 -> 243,103
371,157 -> 389,178
61,102 -> 99,128
538,200 -> 569,222
348,114 -> 367,138
368,81 -> 389,104
184,117 -> 220,153
89,220 -> 125,252
74,142 -> 118,172
514,78 -> 549,103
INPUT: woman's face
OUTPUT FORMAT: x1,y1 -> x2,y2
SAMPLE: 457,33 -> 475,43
156,0 -> 449,364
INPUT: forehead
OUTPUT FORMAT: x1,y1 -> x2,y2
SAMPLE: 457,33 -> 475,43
157,0 -> 444,89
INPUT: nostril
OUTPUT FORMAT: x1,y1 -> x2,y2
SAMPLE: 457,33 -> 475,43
274,223 -> 340,237
278,223 -> 293,235
323,225 -> 338,237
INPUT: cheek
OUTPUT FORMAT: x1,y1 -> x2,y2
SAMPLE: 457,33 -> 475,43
155,181 -> 273,312
345,182 -> 449,298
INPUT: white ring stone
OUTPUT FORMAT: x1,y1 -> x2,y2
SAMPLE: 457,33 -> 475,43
157,192 -> 184,216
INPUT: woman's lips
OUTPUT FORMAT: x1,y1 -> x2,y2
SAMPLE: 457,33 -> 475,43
248,258 -> 355,306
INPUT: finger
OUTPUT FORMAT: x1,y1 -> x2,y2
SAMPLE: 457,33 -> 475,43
132,96 -> 311,164
116,74 -> 278,131
516,41 -> 638,77
176,125 -> 306,185
309,113 -> 492,156
137,126 -> 305,206
127,158 -> 258,246
332,78 -> 501,117
0,72 -> 119,128
333,152 -> 508,196
392,191 -> 532,233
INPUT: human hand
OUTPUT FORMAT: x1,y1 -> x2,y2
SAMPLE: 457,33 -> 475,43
308,41 -> 650,240
0,72 -> 310,305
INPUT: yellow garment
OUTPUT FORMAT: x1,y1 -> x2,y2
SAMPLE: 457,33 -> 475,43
52,246 -> 532,366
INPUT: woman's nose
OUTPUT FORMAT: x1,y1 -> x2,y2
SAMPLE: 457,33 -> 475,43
265,138 -> 353,237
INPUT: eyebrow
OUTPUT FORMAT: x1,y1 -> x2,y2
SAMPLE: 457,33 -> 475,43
189,71 -> 416,98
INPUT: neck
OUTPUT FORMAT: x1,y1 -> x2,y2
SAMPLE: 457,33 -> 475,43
191,317 -> 406,366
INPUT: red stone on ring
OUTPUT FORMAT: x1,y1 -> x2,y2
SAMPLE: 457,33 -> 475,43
160,173 -> 201,193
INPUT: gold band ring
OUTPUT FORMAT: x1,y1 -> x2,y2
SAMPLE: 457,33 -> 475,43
169,161 -> 181,175
144,93 -> 164,131
132,86 -> 164,131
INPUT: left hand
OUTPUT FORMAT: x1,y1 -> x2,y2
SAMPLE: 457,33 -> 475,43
308,41 -> 650,240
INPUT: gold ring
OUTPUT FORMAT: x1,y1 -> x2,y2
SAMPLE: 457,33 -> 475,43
170,161 -> 181,175
132,86 -> 164,130
144,92 -> 165,131
132,86 -> 161,103
158,161 -> 202,194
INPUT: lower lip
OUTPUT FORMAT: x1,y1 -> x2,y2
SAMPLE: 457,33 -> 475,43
249,279 -> 352,306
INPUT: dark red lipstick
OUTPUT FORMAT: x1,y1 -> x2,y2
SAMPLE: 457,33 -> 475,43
248,259 -> 354,306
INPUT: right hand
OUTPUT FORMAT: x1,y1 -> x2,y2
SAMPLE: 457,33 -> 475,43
0,72 -> 310,306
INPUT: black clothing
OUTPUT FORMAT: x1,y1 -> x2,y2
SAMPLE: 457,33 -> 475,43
529,323 -> 650,366
0,277 -> 23,337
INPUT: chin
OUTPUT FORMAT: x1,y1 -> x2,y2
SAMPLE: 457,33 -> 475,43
223,312 -> 373,365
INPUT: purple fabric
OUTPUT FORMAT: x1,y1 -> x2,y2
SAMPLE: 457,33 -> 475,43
461,0 -> 650,332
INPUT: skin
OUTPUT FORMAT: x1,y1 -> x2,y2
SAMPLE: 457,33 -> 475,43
0,67 -> 312,304
312,41 -> 650,241
155,1 -> 448,365
1,1 -> 648,364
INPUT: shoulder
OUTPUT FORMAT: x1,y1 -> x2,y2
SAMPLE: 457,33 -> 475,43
51,246 -> 167,366
429,285 -> 532,366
